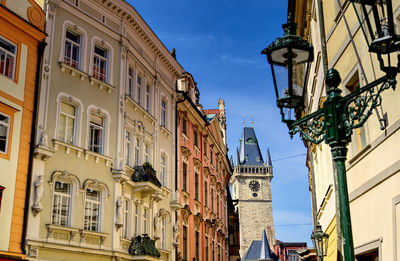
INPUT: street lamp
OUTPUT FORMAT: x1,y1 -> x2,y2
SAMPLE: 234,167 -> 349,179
261,21 -> 313,125
261,4 -> 399,261
350,0 -> 399,55
311,224 -> 329,260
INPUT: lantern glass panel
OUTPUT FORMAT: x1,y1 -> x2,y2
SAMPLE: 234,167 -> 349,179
272,63 -> 289,100
352,0 -> 396,53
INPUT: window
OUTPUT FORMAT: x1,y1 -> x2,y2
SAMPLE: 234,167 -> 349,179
195,231 -> 200,260
0,112 -> 10,154
182,117 -> 188,136
345,74 -> 368,153
210,150 -> 214,165
134,204 -> 139,236
0,186 -> 4,212
57,101 -> 76,144
205,235 -> 209,261
84,189 -> 101,231
161,99 -> 167,127
137,75 -> 142,106
146,84 -> 151,112
194,130 -> 199,148
89,113 -> 104,154
135,138 -> 140,166
182,161 -> 188,192
288,250 -> 300,261
217,194 -> 220,217
144,144 -> 149,163
128,67 -> 134,98
123,199 -> 129,238
211,187 -> 214,212
205,180 -> 208,207
212,240 -> 215,261
161,155 -> 167,186
125,130 -> 131,165
143,207 -> 148,234
93,45 -> 107,82
183,225 -> 188,261
52,182 -> 72,226
195,172 -> 199,200
64,30 -> 80,68
203,139 -> 207,157
0,37 -> 16,79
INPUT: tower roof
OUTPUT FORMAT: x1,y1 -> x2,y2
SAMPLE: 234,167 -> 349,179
266,148 -> 272,167
243,230 -> 279,260
237,127 -> 264,166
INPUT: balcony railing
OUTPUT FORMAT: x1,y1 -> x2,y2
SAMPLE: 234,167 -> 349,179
129,234 -> 160,258
131,163 -> 162,188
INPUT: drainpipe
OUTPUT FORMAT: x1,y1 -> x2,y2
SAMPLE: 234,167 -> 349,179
316,0 -> 328,77
22,40 -> 47,254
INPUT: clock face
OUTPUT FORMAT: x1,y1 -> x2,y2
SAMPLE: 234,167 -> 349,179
249,180 -> 260,192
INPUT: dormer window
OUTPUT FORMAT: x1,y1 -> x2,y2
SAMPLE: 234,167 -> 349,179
245,138 -> 255,144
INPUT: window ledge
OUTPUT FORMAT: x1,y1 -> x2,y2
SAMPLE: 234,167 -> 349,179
59,62 -> 87,80
34,145 -> 54,160
125,95 -> 156,124
182,133 -> 189,144
159,249 -> 172,255
89,76 -> 116,93
53,139 -> 84,157
160,125 -> 172,137
84,149 -> 112,167
80,229 -> 108,246
46,224 -> 80,242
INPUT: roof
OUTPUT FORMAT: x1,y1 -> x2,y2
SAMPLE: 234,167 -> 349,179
243,230 -> 279,261
237,127 -> 264,166
204,109 -> 220,115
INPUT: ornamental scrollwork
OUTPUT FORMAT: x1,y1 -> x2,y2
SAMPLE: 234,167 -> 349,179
342,75 -> 395,136
289,112 -> 325,144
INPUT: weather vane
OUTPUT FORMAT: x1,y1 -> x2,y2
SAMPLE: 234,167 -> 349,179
251,115 -> 254,126
242,114 -> 246,126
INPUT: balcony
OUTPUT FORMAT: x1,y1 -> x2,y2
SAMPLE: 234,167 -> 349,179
130,164 -> 162,197
129,234 -> 160,259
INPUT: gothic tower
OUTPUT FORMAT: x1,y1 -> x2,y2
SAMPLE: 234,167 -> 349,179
230,127 -> 275,258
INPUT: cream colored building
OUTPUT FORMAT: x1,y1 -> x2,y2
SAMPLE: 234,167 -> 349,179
26,0 -> 184,260
291,0 -> 400,260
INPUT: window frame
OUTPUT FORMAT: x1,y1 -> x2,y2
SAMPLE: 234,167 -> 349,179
64,29 -> 81,69
0,110 -> 12,157
182,160 -> 188,192
84,188 -> 101,232
137,74 -> 142,106
0,36 -> 17,80
128,67 -> 135,99
134,204 -> 139,236
89,112 -> 105,154
125,130 -> 131,165
135,137 -> 140,166
123,198 -> 130,239
161,98 -> 167,127
57,101 -> 77,144
51,181 -> 73,227
142,207 -> 148,234
160,154 -> 167,186
92,45 -> 108,82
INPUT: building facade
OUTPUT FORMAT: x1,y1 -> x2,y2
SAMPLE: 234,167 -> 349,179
290,0 -> 400,260
176,73 -> 231,261
230,127 -> 275,258
25,0 -> 184,260
0,0 -> 45,260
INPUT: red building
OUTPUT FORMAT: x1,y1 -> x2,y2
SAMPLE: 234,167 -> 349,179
176,72 -> 231,261
274,240 -> 307,261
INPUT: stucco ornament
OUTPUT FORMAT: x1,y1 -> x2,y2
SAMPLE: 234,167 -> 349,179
173,222 -> 179,244
39,131 -> 49,148
115,197 -> 123,229
153,213 -> 160,239
32,175 -> 44,216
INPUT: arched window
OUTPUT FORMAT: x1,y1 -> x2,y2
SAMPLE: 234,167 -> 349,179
50,171 -> 80,227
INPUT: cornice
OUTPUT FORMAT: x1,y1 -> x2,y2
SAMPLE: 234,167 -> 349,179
93,0 -> 183,79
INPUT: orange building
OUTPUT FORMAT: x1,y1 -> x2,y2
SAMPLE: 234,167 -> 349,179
0,0 -> 45,259
176,72 -> 231,261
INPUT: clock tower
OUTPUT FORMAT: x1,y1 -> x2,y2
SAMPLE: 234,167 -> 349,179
230,127 -> 275,258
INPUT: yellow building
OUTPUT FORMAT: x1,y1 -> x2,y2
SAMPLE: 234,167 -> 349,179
291,0 -> 400,260
0,0 -> 45,260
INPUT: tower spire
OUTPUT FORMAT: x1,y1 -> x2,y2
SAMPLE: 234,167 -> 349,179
266,147 -> 272,167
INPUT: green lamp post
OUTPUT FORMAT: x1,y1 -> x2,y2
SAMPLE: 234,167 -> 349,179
261,1 -> 399,260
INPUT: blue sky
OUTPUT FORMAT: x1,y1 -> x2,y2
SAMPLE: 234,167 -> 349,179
128,0 -> 313,245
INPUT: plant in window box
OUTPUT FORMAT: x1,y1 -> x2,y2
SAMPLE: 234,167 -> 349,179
131,162 -> 161,187
129,234 -> 160,257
